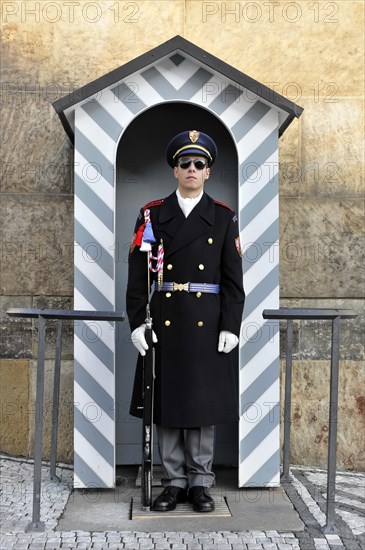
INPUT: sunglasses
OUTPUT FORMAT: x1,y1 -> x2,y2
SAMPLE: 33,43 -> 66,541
177,158 -> 208,170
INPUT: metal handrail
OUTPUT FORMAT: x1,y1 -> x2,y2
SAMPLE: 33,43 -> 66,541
6,308 -> 125,532
262,308 -> 358,534
7,307 -> 358,533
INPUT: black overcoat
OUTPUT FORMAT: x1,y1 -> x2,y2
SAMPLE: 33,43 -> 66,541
126,191 -> 245,428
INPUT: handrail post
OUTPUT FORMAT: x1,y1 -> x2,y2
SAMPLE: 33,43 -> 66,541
262,308 -> 358,534
49,319 -> 63,482
281,319 -> 293,482
322,315 -> 341,534
26,315 -> 46,532
6,308 -> 126,532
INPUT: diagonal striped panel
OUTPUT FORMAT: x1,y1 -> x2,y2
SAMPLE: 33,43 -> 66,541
74,452 -> 109,489
240,336 -> 279,376
74,197 -> 114,253
243,220 -> 279,273
74,338 -> 114,392
74,362 -> 115,421
232,101 -> 272,143
240,130 -> 279,186
208,85 -> 244,115
81,100 -> 123,141
239,407 -> 280,462
157,56 -> 202,89
243,265 -> 279,318
75,221 -> 114,280
219,95 -> 254,129
74,429 -> 114,488
75,176 -> 114,232
74,114 -> 116,488
113,72 -> 166,107
78,106 -> 116,155
76,130 -> 114,184
74,406 -> 114,463
237,104 -> 280,487
72,51 -> 281,489
74,322 -> 114,371
96,87 -> 135,131
74,267 -> 113,311
243,449 -> 281,486
241,174 -> 279,228
110,82 -> 147,115
141,65 -> 213,100
75,153 -> 114,210
238,108 -> 278,163
240,334 -> 279,389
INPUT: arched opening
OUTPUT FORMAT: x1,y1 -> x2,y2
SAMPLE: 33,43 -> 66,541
115,102 -> 239,466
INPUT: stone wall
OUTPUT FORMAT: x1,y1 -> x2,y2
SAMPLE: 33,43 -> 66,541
1,1 -> 364,468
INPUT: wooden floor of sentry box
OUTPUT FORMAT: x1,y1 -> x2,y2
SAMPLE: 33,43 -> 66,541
131,498 -> 232,520
133,465 -> 232,518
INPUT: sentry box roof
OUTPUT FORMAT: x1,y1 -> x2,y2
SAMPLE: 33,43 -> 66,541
53,35 -> 303,142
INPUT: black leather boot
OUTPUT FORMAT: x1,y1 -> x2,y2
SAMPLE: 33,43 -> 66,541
188,486 -> 215,512
152,486 -> 187,511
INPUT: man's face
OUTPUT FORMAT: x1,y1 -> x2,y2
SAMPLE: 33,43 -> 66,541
173,155 -> 210,197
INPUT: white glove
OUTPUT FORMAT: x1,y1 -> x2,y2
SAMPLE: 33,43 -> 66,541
131,324 -> 158,356
218,330 -> 239,353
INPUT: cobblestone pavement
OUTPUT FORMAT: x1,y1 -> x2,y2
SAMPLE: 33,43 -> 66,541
1,455 -> 364,549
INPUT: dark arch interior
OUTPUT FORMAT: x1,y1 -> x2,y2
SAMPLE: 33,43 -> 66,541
115,102 -> 239,465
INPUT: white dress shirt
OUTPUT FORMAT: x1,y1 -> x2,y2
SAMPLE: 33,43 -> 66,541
176,188 -> 203,218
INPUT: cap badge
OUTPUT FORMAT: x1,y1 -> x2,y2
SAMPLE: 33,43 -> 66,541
189,130 -> 200,143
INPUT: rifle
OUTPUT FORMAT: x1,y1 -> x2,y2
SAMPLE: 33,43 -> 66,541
141,303 -> 155,510
139,232 -> 161,510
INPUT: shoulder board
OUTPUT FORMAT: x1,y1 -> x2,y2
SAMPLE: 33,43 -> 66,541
143,199 -> 164,210
214,200 -> 233,212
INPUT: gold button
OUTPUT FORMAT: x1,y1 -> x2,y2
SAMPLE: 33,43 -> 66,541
198,264 -> 205,271
197,321 -> 204,327
196,292 -> 202,298
208,238 -> 213,244
165,320 -> 171,327
166,292 -> 171,298
167,264 -> 173,270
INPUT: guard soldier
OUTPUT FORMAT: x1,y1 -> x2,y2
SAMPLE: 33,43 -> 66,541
127,130 -> 245,512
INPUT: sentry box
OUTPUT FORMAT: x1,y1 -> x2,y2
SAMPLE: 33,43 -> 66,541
53,35 -> 303,489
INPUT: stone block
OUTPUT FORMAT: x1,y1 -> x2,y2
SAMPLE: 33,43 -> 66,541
0,359 -> 30,456
278,318 -> 300,359
32,296 -> 74,360
186,1 -> 364,97
279,298 -> 364,361
0,194 -> 74,295
279,198 -> 364,298
0,296 -> 33,358
280,359 -> 365,470
0,1 -> 184,87
0,93 -> 72,193
300,98 -> 364,197
28,359 -> 74,463
279,119 -> 302,198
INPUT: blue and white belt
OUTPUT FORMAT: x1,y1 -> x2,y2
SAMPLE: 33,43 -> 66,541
154,281 -> 220,294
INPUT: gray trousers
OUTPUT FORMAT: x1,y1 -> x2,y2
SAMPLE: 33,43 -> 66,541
156,425 -> 215,489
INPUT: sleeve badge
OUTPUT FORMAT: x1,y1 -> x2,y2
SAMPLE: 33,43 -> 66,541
130,233 -> 136,253
235,236 -> 243,257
